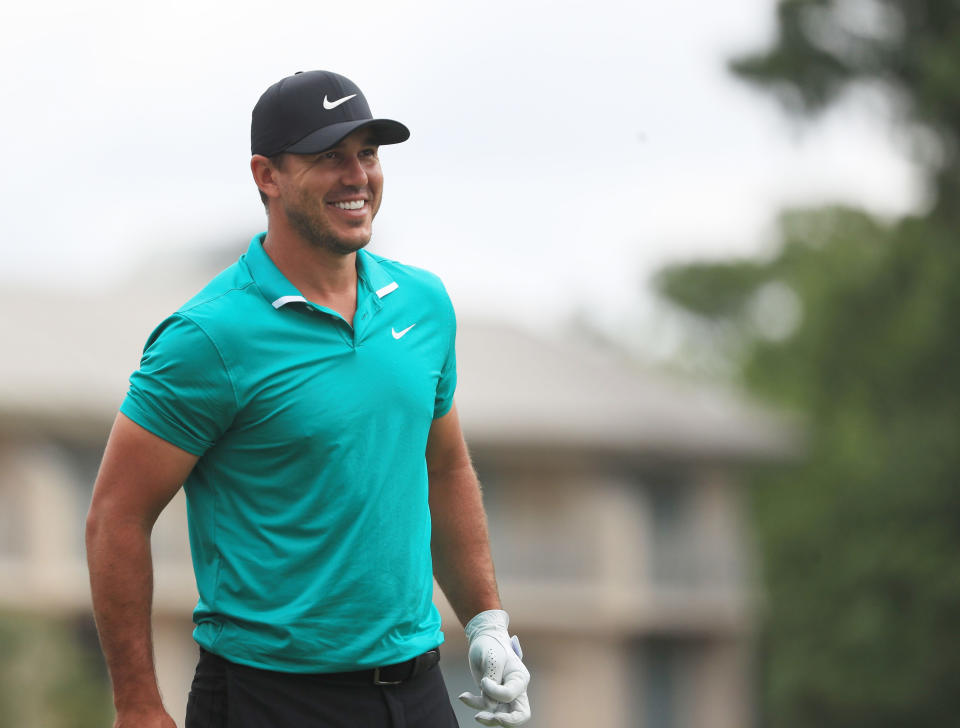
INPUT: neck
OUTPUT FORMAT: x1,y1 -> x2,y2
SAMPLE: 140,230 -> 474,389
262,227 -> 360,302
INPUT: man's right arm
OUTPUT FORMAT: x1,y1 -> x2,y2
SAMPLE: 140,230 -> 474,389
85,412 -> 199,728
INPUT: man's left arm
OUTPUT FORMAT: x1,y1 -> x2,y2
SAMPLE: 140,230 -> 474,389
427,401 -> 500,622
427,401 -> 531,727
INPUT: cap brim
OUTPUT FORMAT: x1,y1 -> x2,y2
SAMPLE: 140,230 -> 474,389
283,118 -> 410,154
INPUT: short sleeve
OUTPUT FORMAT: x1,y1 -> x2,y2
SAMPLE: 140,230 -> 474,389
120,314 -> 238,456
433,297 -> 457,419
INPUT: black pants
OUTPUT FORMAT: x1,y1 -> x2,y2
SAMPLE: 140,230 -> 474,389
185,648 -> 460,728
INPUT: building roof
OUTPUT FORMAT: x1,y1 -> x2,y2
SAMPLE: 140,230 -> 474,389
0,263 -> 797,461
456,321 -> 797,462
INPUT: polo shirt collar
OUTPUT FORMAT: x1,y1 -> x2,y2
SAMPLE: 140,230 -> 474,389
245,233 -> 300,308
244,233 -> 399,310
356,249 -> 399,301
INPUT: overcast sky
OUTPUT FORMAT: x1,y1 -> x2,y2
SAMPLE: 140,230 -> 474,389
2,0 -> 923,347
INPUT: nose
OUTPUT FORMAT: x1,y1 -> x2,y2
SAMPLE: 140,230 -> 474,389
341,155 -> 368,187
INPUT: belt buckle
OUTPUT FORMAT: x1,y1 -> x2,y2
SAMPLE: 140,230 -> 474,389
372,666 -> 404,686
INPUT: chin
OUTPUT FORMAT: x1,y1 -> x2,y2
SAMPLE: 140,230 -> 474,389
327,234 -> 372,256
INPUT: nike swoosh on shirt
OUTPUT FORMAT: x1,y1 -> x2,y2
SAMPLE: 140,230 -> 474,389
323,94 -> 357,110
392,324 -> 416,340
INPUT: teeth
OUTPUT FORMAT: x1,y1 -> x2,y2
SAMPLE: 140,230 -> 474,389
333,200 -> 365,210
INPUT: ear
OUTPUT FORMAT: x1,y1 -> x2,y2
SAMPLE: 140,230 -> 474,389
251,155 -> 281,201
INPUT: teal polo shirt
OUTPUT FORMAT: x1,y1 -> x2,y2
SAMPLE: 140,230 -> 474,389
120,233 -> 457,672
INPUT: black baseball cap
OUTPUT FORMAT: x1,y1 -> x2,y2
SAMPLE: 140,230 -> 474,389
251,70 -> 410,157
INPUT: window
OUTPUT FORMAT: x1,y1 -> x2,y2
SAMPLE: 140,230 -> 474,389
477,463 -> 597,581
0,477 -> 27,556
648,481 -> 701,587
631,638 -> 696,728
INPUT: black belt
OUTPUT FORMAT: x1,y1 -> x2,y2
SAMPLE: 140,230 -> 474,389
200,647 -> 440,685
327,648 -> 441,685
200,647 -> 440,686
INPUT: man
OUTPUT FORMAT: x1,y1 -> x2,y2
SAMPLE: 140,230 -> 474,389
85,70 -> 531,728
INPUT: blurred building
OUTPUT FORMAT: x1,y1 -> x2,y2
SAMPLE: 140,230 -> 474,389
0,251 -> 794,728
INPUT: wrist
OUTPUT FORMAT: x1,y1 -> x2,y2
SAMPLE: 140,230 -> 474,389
114,685 -> 164,714
465,609 -> 510,640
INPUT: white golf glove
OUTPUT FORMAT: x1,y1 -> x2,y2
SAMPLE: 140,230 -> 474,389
458,610 -> 531,726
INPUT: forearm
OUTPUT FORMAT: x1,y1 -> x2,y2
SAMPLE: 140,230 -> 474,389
86,515 -> 164,713
429,461 -> 502,626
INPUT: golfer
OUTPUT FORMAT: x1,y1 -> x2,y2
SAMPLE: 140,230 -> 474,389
85,70 -> 531,728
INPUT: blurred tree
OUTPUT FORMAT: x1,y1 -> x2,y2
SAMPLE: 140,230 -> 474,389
0,612 -> 112,727
654,2 -> 960,726
731,0 -> 960,217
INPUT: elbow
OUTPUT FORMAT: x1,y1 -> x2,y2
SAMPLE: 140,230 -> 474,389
85,493 -> 155,553
84,502 -> 150,566
84,494 -> 125,550
85,502 -> 107,553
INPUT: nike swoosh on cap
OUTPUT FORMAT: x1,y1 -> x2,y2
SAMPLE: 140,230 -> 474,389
323,93 -> 357,110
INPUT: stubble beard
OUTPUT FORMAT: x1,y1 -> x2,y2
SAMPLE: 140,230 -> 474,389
284,194 -> 372,256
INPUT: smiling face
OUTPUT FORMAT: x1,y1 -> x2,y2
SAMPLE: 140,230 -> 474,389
272,128 -> 383,255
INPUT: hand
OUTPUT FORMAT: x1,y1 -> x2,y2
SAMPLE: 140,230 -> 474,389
458,610 -> 531,726
114,706 -> 177,728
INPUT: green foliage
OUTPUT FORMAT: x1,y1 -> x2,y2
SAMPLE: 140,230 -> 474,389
730,0 -> 960,218
656,259 -> 767,318
0,612 -> 113,728
731,0 -> 960,130
660,210 -> 960,727
653,1 -> 960,725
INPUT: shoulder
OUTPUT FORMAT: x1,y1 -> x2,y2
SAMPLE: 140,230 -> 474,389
161,256 -> 274,343
177,259 -> 260,321
140,256 -> 268,360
